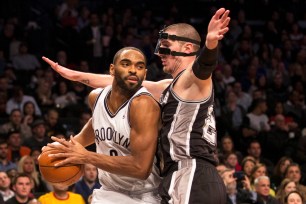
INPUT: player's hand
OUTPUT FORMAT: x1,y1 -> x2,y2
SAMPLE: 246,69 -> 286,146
47,136 -> 88,166
41,141 -> 63,152
42,56 -> 79,81
206,8 -> 230,49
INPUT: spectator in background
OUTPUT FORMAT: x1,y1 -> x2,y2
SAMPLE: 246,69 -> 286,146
284,190 -> 304,204
250,163 -> 276,196
17,155 -> 49,197
220,168 -> 253,204
265,114 -> 298,164
44,108 -> 66,138
5,173 -> 35,204
6,129 -> 31,163
245,98 -> 271,133
283,90 -> 306,127
271,157 -> 293,189
39,183 -> 85,204
30,149 -> 41,173
267,73 -> 289,106
6,86 -> 41,116
247,140 -> 274,175
53,80 -> 77,109
253,176 -> 280,204
23,119 -> 49,151
12,42 -> 41,85
0,171 -> 14,201
12,42 -> 40,72
22,101 -> 38,128
34,78 -> 54,112
0,109 -> 32,140
275,178 -> 297,204
232,81 -> 252,114
241,156 -> 256,180
222,63 -> 236,85
284,163 -> 306,199
269,101 -> 298,129
219,135 -> 244,164
220,91 -> 246,138
74,164 -> 101,204
80,12 -> 105,73
0,140 -> 16,172
223,152 -> 242,171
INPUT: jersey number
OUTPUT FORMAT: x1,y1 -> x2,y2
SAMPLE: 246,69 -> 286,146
110,149 -> 118,156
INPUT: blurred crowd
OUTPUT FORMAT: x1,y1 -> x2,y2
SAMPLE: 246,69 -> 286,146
0,0 -> 306,203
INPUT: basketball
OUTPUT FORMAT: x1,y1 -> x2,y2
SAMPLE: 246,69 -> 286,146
38,149 -> 84,186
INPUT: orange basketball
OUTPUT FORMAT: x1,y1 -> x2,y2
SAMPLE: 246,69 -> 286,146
38,149 -> 84,186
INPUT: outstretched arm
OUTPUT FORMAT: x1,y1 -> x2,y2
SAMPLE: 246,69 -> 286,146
42,56 -> 113,88
42,56 -> 172,100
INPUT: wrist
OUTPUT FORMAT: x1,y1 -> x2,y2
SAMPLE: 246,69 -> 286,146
205,40 -> 218,50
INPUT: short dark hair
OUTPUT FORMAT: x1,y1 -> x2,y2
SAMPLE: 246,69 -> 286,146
11,173 -> 31,185
112,47 -> 146,65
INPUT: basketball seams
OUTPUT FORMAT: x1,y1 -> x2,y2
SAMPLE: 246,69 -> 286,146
40,166 -> 82,184
38,149 -> 84,185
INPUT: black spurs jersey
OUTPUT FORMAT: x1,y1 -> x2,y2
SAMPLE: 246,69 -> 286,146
159,71 -> 219,174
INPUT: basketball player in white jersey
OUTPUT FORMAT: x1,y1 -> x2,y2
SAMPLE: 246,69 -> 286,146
43,47 -> 161,203
43,7 -> 230,204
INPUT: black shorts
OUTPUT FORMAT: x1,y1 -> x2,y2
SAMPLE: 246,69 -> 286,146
159,159 -> 227,204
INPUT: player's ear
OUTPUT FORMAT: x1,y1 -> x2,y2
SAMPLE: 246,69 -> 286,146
183,42 -> 193,54
109,64 -> 115,76
144,69 -> 147,80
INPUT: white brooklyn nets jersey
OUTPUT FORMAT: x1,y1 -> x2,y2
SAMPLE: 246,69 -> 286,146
92,85 -> 161,193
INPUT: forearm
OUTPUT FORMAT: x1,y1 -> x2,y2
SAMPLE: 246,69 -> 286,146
192,46 -> 218,80
88,152 -> 152,180
74,118 -> 95,147
77,73 -> 113,88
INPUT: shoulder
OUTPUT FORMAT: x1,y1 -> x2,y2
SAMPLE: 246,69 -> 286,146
130,94 -> 160,110
88,88 -> 104,109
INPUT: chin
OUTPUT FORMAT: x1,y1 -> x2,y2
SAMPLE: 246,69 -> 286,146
163,67 -> 171,74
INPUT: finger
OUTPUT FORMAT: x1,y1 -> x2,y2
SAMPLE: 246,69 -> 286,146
53,158 -> 69,167
42,57 -> 54,65
219,27 -> 229,35
214,8 -> 226,20
51,136 -> 69,145
69,135 -> 77,145
220,10 -> 230,22
222,17 -> 231,28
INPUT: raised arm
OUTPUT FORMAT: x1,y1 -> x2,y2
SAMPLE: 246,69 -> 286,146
182,8 -> 230,97
42,56 -> 172,100
48,95 -> 161,179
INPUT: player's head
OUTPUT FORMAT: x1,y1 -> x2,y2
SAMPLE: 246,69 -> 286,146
154,23 -> 201,75
110,47 -> 147,95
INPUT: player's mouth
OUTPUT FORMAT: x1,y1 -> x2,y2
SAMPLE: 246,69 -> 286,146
126,76 -> 139,83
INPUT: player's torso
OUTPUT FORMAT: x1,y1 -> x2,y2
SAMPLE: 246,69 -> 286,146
92,87 -> 131,157
159,71 -> 219,174
92,86 -> 161,192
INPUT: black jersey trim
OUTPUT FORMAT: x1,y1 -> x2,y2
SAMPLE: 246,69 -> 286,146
92,88 -> 105,112
104,88 -> 130,118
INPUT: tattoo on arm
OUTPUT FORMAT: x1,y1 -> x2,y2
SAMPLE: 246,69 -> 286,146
81,79 -> 90,84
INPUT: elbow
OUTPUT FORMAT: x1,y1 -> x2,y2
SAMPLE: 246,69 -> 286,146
135,165 -> 151,180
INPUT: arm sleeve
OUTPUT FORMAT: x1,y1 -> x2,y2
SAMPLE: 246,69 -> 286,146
192,45 -> 218,80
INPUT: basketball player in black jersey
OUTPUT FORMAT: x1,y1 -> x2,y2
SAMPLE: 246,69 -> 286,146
42,8 -> 230,204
